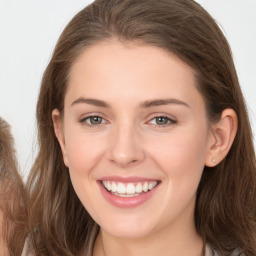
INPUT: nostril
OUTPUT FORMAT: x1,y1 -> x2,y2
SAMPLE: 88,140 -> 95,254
110,158 -> 140,168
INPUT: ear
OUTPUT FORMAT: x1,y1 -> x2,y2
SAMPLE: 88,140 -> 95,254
52,109 -> 69,167
205,108 -> 238,167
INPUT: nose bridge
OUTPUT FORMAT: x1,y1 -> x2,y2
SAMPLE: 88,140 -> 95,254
108,119 -> 144,167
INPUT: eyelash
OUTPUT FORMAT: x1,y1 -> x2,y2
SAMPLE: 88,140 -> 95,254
79,115 -> 177,128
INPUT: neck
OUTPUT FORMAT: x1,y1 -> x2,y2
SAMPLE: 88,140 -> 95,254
93,220 -> 203,256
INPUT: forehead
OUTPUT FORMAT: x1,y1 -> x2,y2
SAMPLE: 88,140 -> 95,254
65,40 -> 204,110
70,40 -> 195,81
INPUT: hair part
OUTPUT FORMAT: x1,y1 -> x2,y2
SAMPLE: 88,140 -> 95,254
27,0 -> 256,255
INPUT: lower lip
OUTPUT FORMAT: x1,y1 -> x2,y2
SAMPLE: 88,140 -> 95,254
98,181 -> 159,208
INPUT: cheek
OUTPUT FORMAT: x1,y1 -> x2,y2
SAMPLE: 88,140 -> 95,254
63,130 -> 106,215
64,128 -> 105,177
149,125 -> 209,190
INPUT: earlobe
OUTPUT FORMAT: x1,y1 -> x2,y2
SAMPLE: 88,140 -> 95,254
52,109 -> 69,167
205,109 -> 238,167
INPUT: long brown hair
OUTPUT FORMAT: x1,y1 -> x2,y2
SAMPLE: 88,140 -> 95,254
27,0 -> 256,255
0,117 -> 28,255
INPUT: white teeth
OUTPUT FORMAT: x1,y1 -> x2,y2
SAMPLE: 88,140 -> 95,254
117,183 -> 126,194
143,182 -> 148,192
115,193 -> 139,197
106,181 -> 112,191
126,183 -> 136,194
112,182 -> 117,192
102,181 -> 107,189
149,181 -> 157,190
102,180 -> 158,196
135,183 -> 143,193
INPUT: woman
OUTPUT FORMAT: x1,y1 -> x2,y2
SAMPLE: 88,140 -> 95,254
27,0 -> 256,255
0,117 -> 28,255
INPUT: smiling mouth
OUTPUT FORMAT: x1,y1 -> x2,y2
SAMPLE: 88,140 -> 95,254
101,180 -> 159,197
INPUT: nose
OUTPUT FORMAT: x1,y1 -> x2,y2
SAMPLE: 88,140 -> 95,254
107,124 -> 145,168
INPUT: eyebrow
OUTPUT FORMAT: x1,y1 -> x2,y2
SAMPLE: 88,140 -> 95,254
71,97 -> 189,108
140,99 -> 190,108
71,98 -> 110,108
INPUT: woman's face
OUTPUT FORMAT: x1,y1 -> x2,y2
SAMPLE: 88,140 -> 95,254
54,40 -> 214,239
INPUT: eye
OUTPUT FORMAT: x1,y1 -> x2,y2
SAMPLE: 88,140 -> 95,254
80,115 -> 107,126
148,116 -> 177,126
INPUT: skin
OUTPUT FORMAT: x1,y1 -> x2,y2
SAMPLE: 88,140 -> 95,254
53,40 -> 237,256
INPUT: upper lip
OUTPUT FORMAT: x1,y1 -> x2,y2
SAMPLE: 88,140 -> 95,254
99,176 -> 160,183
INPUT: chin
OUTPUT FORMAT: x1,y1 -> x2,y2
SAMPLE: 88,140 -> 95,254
99,216 -> 157,239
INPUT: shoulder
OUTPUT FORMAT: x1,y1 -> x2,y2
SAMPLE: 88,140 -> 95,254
205,244 -> 245,256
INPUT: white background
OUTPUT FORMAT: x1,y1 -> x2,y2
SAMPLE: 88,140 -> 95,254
0,0 -> 255,178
